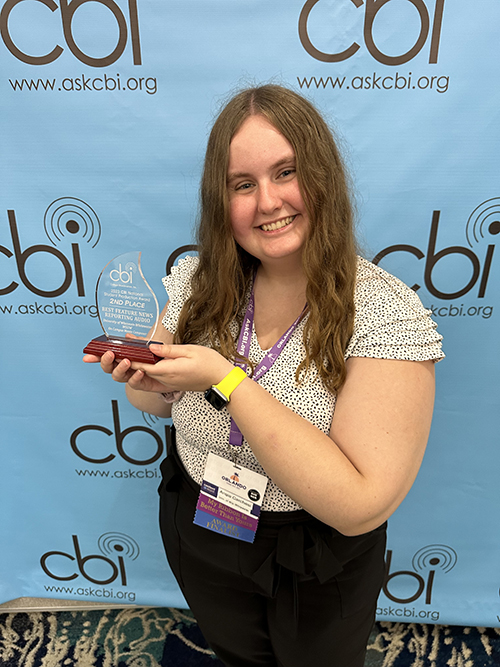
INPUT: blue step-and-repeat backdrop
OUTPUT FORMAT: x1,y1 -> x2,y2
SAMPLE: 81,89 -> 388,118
1,0 -> 499,626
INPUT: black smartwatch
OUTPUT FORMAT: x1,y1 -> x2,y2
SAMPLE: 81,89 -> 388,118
204,367 -> 247,411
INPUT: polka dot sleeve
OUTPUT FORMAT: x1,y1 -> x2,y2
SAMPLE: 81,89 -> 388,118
161,255 -> 199,334
345,257 -> 444,362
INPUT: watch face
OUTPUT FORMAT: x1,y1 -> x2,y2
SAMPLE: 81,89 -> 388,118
204,387 -> 228,411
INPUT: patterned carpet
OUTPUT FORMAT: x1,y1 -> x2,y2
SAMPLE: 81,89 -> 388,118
0,607 -> 499,666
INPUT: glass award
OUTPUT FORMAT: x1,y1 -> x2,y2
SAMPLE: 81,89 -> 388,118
83,251 -> 163,363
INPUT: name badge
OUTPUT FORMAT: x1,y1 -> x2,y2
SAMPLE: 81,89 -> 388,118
194,452 -> 268,543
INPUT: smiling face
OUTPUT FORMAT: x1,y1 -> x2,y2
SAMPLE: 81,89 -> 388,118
227,115 -> 310,270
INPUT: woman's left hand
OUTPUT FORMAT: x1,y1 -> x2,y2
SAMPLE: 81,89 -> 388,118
130,343 -> 235,393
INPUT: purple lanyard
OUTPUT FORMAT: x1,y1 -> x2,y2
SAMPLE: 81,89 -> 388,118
229,287 -> 306,447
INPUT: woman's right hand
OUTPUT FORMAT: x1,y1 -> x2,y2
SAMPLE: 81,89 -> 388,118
82,302 -> 176,417
84,350 -> 169,393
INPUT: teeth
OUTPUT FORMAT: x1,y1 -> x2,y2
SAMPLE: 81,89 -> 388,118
261,216 -> 294,232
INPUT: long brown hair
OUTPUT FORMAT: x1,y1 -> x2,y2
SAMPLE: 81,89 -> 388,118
175,85 -> 357,392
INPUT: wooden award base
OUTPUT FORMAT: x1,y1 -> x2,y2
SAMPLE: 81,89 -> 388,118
83,335 -> 163,364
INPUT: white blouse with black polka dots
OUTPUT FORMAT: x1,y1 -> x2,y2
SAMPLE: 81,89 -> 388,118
162,256 -> 444,512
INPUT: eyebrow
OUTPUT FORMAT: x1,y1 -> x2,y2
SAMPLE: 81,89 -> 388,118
227,155 -> 296,183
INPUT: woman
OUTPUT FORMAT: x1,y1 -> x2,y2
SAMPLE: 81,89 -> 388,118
84,85 -> 443,667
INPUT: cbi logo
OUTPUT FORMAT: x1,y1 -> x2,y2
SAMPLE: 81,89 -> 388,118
40,532 -> 139,585
0,0 -> 141,67
373,199 -> 500,300
71,399 -> 168,465
109,262 -> 136,285
383,544 -> 457,605
0,198 -> 100,298
299,0 -> 445,65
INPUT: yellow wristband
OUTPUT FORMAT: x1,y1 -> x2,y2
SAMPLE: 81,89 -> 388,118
214,366 -> 248,402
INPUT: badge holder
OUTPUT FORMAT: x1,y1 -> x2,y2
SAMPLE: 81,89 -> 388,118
194,452 -> 268,543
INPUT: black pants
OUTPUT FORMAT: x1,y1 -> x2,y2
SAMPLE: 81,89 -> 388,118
158,435 -> 386,667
